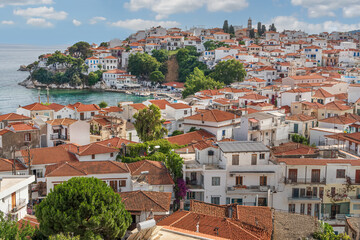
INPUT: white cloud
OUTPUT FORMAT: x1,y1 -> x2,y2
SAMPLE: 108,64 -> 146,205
26,17 -> 53,27
291,0 -> 360,18
0,0 -> 53,7
270,16 -> 360,33
72,19 -> 81,26
89,16 -> 106,24
14,6 -> 67,20
124,0 -> 248,20
109,18 -> 180,30
1,20 -> 15,25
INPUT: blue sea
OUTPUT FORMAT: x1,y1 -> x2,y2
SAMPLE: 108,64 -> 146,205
0,44 -> 148,114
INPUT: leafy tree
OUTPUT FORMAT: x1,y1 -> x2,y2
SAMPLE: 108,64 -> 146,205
188,127 -> 197,132
33,68 -> 54,84
182,67 -> 224,98
0,211 -> 35,240
49,233 -> 81,240
165,151 -> 184,179
99,42 -> 108,47
229,25 -> 235,35
176,48 -> 207,82
99,101 -> 108,108
127,53 -> 161,79
223,20 -> 229,33
151,49 -> 169,63
210,59 -> 246,85
171,130 -> 183,136
133,104 -> 168,142
291,134 -> 309,145
269,23 -> 277,32
68,41 -> 92,60
35,177 -> 131,240
149,70 -> 165,84
313,222 -> 350,240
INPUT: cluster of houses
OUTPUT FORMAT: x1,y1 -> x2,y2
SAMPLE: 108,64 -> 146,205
3,23 -> 360,239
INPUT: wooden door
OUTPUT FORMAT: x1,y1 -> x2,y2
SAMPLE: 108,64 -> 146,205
311,169 -> 320,183
288,169 -> 298,183
11,192 -> 16,210
356,170 -> 360,184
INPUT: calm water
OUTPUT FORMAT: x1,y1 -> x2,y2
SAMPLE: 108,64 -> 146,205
0,44 -> 148,114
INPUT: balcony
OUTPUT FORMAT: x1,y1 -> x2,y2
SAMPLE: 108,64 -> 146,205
288,196 -> 321,201
227,185 -> 274,193
284,178 -> 326,185
8,199 -> 27,214
50,133 -> 68,141
249,125 -> 260,131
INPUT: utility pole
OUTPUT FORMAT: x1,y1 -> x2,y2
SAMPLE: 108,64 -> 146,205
26,146 -> 33,206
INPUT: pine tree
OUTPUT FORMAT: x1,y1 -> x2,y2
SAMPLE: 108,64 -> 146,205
223,20 -> 229,33
257,22 -> 262,36
261,25 -> 266,35
229,25 -> 235,35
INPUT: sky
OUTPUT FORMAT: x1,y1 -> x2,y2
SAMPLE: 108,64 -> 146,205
2,0 -> 360,45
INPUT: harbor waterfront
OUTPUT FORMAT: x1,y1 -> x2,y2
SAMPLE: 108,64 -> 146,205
0,44 -> 149,114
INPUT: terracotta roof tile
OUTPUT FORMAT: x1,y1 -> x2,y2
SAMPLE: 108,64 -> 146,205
119,190 -> 171,212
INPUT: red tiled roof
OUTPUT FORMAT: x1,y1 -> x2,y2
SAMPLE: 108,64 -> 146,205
20,146 -> 78,165
119,190 -> 171,212
0,113 -> 31,122
167,129 -> 215,146
312,88 -> 334,98
286,114 -> 316,122
67,102 -> 100,112
45,160 -> 129,177
149,99 -> 170,110
20,102 -> 51,111
184,109 -> 239,122
167,103 -> 191,109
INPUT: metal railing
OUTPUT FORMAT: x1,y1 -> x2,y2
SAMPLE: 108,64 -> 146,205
284,177 -> 326,184
8,198 -> 27,214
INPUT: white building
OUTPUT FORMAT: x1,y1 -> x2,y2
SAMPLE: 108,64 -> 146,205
0,175 -> 35,220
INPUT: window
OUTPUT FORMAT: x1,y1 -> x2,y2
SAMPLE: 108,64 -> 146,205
232,155 -> 239,165
300,204 -> 305,214
251,154 -> 257,165
212,177 -> 220,186
92,154 -> 95,159
288,204 -> 295,213
24,133 -> 31,142
236,176 -> 243,186
336,169 -> 346,178
353,204 -> 360,210
260,176 -> 267,186
211,196 -> 220,205
260,154 -> 265,159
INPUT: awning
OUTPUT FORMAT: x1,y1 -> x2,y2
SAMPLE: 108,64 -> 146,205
248,118 -> 259,123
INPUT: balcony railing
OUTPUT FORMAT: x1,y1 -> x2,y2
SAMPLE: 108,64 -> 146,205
8,198 -> 27,214
50,134 -> 68,140
227,185 -> 274,193
284,177 -> 326,184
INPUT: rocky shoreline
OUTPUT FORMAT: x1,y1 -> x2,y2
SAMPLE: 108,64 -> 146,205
18,76 -> 109,90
